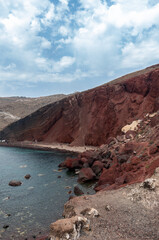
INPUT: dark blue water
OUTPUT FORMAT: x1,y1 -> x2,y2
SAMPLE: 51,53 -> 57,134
0,146 -> 94,240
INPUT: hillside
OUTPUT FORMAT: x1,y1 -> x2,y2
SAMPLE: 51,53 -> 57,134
0,94 -> 66,131
0,64 -> 159,146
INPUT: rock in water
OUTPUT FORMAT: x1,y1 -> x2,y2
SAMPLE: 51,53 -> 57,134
78,168 -> 96,183
24,174 -> 31,179
74,186 -> 84,196
9,180 -> 22,187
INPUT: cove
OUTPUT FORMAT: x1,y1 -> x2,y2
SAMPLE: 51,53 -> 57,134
0,146 -> 94,240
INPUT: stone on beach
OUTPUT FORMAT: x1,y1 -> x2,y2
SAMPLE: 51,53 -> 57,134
50,216 -> 90,240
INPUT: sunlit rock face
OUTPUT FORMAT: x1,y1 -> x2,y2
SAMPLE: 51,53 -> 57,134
1,64 -> 159,146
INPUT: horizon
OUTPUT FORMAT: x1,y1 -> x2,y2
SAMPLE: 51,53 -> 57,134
1,0 -> 159,97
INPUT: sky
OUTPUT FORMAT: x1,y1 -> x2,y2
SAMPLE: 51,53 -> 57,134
0,0 -> 159,97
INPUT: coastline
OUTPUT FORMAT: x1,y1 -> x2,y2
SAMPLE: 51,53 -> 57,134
0,141 -> 98,154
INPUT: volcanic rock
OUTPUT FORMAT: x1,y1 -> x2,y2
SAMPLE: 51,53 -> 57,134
92,161 -> 104,175
74,186 -> 84,196
9,180 -> 22,187
24,174 -> 31,179
78,168 -> 96,183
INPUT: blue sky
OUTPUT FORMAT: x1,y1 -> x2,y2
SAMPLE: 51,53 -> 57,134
0,0 -> 159,97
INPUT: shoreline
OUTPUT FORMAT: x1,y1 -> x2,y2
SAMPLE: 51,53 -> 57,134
0,141 -> 98,154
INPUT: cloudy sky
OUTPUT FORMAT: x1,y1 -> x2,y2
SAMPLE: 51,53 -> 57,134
0,0 -> 159,97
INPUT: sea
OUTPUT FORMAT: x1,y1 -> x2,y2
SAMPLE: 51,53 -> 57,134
0,146 -> 94,240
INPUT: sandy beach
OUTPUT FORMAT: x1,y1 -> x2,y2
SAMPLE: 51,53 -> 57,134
0,141 -> 98,153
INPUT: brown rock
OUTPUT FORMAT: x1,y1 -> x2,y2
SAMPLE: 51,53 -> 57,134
74,186 -> 84,196
78,168 -> 96,182
9,180 -> 22,187
92,161 -> 104,175
50,216 -> 90,240
149,145 -> 158,155
24,174 -> 31,179
65,157 -> 82,169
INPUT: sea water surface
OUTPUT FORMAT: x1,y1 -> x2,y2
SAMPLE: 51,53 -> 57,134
0,146 -> 94,240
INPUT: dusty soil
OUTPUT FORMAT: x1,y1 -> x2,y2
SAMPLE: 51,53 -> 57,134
63,168 -> 159,240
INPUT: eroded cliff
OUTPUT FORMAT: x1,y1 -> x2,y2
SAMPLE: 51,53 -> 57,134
1,65 -> 159,146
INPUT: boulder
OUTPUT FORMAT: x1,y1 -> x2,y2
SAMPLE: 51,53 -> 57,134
50,216 -> 90,240
117,154 -> 129,164
24,174 -> 31,179
80,208 -> 99,217
92,161 -> 104,175
74,186 -> 84,196
65,157 -> 82,169
78,168 -> 96,183
140,178 -> 156,190
9,180 -> 22,187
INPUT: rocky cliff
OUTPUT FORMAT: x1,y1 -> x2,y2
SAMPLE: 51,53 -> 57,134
1,64 -> 159,146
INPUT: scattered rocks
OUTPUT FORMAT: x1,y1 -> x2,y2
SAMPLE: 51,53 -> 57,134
50,216 -> 90,240
74,186 -> 84,196
9,180 -> 22,187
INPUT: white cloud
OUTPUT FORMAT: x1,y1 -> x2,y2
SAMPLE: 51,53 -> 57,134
58,26 -> 69,36
1,0 -> 159,95
53,56 -> 76,72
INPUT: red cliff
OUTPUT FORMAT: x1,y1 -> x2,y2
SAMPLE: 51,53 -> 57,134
1,64 -> 159,146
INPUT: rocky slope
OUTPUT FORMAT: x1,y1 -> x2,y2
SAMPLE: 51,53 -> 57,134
0,94 -> 66,131
50,168 -> 159,240
60,111 -> 159,191
1,64 -> 159,145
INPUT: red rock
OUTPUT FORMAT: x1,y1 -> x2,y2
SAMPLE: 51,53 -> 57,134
80,157 -> 88,164
78,168 -> 96,182
92,161 -> 104,175
149,145 -> 158,155
65,157 -> 82,169
24,174 -> 31,179
9,180 -> 22,187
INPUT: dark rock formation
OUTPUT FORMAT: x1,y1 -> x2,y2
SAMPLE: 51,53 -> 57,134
74,186 -> 84,196
1,65 -> 159,146
9,180 -> 22,187
78,168 -> 96,182
24,174 -> 31,179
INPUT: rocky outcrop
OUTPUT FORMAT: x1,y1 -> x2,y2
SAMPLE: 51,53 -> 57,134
57,168 -> 159,240
60,111 -> 159,191
1,65 -> 159,146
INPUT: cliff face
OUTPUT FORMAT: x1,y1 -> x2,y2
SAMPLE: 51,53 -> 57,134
1,65 -> 159,146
